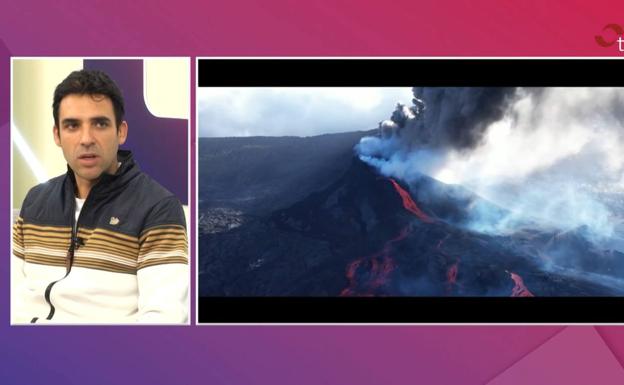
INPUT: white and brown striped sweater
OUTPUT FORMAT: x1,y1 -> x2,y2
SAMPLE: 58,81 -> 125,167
11,150 -> 188,324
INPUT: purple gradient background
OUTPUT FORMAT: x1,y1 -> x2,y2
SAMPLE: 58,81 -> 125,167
2,1 -> 624,384
83,59 -> 188,205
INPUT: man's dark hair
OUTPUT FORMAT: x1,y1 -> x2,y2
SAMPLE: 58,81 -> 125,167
53,69 -> 125,129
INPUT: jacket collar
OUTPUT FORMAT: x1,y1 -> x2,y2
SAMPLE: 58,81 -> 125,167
64,150 -> 140,202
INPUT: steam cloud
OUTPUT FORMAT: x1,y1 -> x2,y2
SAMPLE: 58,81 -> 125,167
357,87 -> 624,245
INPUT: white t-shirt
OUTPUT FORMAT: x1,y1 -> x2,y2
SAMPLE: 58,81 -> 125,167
75,197 -> 85,225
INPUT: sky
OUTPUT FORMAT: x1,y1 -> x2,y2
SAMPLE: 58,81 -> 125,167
197,87 -> 414,137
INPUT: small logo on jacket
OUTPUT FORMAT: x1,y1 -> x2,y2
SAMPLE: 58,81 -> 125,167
109,217 -> 120,225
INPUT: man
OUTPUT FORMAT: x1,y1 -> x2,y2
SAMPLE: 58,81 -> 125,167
11,69 -> 188,323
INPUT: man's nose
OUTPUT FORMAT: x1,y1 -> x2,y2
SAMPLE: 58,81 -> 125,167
79,127 -> 96,146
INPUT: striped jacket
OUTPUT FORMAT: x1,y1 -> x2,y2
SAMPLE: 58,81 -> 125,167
11,150 -> 188,324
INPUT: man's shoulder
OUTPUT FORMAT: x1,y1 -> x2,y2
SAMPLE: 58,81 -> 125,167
17,174 -> 68,225
130,171 -> 186,229
22,174 -> 66,205
128,170 -> 179,205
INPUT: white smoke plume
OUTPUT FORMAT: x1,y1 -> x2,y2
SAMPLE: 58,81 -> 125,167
357,87 -> 624,244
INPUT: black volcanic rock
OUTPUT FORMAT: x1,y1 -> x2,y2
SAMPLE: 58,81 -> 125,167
199,133 -> 624,297
198,131 -> 373,215
272,158 -> 410,245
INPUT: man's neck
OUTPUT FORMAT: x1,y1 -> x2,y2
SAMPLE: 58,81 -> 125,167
73,162 -> 122,199
75,177 -> 99,199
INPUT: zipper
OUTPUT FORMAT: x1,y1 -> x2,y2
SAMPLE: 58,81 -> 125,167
31,195 -> 85,323
41,227 -> 79,321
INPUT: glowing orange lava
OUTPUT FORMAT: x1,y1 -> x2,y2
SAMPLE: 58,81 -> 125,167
447,262 -> 459,285
341,178 -> 435,296
509,271 -> 535,297
340,226 -> 409,296
389,179 -> 434,223
438,235 -> 461,295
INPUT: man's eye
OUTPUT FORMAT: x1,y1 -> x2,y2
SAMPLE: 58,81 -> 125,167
95,121 -> 109,128
64,123 -> 78,130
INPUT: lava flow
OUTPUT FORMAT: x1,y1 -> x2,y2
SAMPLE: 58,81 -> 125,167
340,225 -> 409,296
437,235 -> 461,295
447,262 -> 459,286
389,179 -> 434,223
341,178 -> 434,296
508,271 -> 535,297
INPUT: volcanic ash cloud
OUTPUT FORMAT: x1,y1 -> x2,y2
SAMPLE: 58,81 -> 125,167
356,87 -> 624,241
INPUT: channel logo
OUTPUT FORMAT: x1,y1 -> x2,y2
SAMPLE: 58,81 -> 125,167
595,24 -> 624,51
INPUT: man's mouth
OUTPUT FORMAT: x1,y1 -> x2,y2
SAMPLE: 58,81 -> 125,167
77,153 -> 99,165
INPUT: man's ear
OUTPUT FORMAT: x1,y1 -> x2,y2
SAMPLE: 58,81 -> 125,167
53,126 -> 61,147
118,121 -> 128,145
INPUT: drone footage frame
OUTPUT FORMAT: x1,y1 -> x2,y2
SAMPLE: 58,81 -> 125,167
197,58 -> 624,324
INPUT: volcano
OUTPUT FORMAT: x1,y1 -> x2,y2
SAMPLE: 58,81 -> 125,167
198,134 -> 624,297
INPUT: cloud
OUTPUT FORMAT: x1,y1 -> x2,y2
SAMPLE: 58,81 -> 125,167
197,87 -> 414,137
433,88 -> 624,187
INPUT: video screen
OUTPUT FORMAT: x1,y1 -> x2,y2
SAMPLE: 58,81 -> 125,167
197,59 -> 624,323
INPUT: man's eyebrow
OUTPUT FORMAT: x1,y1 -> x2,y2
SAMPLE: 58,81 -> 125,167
90,116 -> 112,123
61,118 -> 80,125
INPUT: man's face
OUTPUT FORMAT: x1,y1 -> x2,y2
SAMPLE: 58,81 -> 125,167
54,94 -> 128,184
